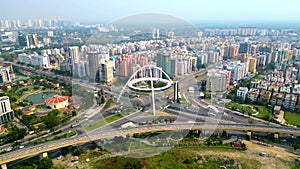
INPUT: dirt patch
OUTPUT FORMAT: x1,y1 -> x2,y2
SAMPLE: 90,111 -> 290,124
194,140 -> 298,169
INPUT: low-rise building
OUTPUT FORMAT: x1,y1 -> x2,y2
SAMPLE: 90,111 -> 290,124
268,84 -> 280,93
296,97 -> 300,111
276,93 -> 284,106
280,84 -> 292,94
259,90 -> 272,104
293,84 -> 300,95
45,95 -> 69,109
283,94 -> 297,110
270,93 -> 284,106
273,106 -> 281,115
257,81 -> 269,91
247,88 -> 260,102
18,53 -> 50,68
250,80 -> 260,89
237,87 -> 248,100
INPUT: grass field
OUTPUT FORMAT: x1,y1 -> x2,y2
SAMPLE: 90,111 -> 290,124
284,111 -> 300,127
83,114 -> 124,131
89,146 -> 261,169
253,105 -> 272,120
112,77 -> 129,86
227,103 -> 272,121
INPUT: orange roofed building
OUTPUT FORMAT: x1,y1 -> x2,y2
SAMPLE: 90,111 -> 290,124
45,95 -> 69,109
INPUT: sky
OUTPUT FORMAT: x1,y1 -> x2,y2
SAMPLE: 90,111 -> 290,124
1,0 -> 300,24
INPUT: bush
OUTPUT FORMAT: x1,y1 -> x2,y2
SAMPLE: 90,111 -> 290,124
72,147 -> 84,156
37,158 -> 53,169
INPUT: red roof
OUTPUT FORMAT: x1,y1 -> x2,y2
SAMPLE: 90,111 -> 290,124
45,95 -> 69,104
0,126 -> 5,134
233,144 -> 242,148
14,106 -> 23,110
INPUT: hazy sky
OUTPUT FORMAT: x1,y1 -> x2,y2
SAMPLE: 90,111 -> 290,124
1,0 -> 300,23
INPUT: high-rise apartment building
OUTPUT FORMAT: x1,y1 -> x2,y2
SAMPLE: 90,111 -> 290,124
0,68 -> 11,84
248,57 -> 257,73
206,69 -> 227,92
229,45 -> 238,58
68,46 -> 79,64
237,27 -> 257,36
87,53 -> 100,81
99,60 -> 114,83
0,96 -> 14,125
157,53 -> 171,76
170,58 -> 178,77
239,43 -> 250,54
174,81 -> 179,102
26,34 -> 38,48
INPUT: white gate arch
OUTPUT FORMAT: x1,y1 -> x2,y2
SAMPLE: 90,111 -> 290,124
116,65 -> 173,116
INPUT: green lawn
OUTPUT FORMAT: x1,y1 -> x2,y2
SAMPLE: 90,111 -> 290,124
83,114 -> 124,131
112,78 -> 129,86
226,103 -> 256,115
284,111 -> 300,127
226,103 -> 272,121
254,105 -> 272,120
106,113 -> 123,123
133,131 -> 165,139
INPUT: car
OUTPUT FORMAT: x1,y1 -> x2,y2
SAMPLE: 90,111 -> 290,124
6,147 -> 12,152
71,123 -> 80,128
53,130 -> 62,135
57,155 -> 63,160
19,146 -> 24,149
231,135 -> 238,139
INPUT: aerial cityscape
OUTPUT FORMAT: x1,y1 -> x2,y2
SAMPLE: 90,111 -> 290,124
1,0 -> 300,169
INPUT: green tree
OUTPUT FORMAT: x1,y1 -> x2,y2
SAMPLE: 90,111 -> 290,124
221,130 -> 228,139
294,144 -> 300,150
107,98 -> 114,106
71,110 -> 77,116
43,116 -> 61,129
123,159 -> 143,169
12,166 -> 34,169
100,96 -> 106,104
61,147 -> 70,156
12,141 -> 21,148
38,124 -> 45,131
72,147 -> 84,156
37,158 -> 53,169
246,134 -> 251,141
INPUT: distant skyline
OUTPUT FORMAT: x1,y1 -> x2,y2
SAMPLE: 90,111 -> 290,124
1,0 -> 300,24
